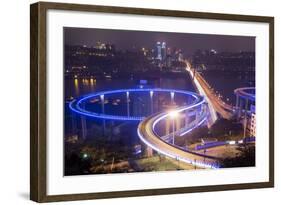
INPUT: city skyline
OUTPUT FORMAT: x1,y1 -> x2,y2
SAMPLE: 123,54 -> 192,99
64,27 -> 255,56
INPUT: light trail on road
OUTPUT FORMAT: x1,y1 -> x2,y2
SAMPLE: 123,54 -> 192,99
70,88 -> 220,169
185,61 -> 218,123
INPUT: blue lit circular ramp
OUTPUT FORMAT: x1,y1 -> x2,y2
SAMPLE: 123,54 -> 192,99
234,87 -> 255,102
69,88 -> 220,169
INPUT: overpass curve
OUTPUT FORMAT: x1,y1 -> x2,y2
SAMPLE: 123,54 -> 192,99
137,104 -> 220,169
69,88 -> 220,169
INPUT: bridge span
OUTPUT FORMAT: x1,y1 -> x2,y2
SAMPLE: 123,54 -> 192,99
69,88 -> 220,169
137,103 -> 220,169
184,61 -> 234,121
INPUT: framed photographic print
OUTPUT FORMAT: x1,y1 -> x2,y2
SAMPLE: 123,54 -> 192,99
30,2 -> 274,202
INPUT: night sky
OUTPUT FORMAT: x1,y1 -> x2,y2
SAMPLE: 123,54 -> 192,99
64,27 -> 255,56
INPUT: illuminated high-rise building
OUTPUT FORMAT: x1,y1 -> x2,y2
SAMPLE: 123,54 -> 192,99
161,42 -> 167,60
156,42 -> 162,60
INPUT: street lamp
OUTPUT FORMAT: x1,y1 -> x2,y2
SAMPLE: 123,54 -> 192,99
169,110 -> 179,145
82,153 -> 88,159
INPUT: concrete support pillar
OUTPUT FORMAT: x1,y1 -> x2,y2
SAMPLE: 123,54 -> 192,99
243,99 -> 249,139
81,103 -> 87,140
126,91 -> 130,117
176,114 -> 181,131
150,91 -> 154,114
235,94 -> 239,109
185,110 -> 189,127
245,99 -> 249,114
170,92 -> 175,105
165,118 -> 170,135
146,147 -> 153,157
243,115 -> 248,139
101,94 -> 105,113
101,95 -> 106,136
238,97 -> 242,118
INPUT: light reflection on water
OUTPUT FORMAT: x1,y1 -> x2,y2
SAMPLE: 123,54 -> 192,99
65,76 -> 195,99
74,78 -> 79,97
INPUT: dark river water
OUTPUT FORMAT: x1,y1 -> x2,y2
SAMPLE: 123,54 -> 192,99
200,70 -> 255,105
64,75 -> 195,99
64,73 -> 195,145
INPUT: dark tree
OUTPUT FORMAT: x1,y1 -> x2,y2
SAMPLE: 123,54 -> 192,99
220,145 -> 255,168
210,118 -> 243,137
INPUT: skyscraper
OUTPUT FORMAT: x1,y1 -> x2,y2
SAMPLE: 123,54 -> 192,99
156,42 -> 162,60
161,42 -> 167,61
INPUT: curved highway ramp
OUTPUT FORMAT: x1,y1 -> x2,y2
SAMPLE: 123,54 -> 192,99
138,111 -> 220,169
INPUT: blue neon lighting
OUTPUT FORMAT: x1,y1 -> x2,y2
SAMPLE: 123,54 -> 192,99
234,87 -> 255,101
69,88 -> 219,169
69,88 -> 203,121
